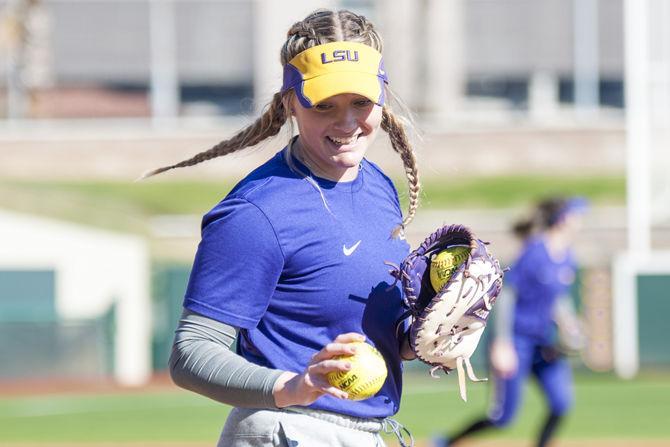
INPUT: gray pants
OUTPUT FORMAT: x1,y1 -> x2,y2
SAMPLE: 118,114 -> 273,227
218,407 -> 387,447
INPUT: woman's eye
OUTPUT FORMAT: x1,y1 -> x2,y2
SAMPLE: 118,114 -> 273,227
315,103 -> 333,111
354,99 -> 373,107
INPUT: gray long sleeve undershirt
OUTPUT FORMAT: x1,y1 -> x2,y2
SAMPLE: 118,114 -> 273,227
169,308 -> 284,409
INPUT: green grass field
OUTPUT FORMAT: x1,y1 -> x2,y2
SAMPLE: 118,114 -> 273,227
1,371 -> 668,445
0,175 -> 624,236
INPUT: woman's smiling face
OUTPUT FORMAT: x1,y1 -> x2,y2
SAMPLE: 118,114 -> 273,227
291,93 -> 383,181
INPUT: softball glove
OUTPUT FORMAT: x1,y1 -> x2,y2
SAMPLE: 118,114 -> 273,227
391,224 -> 504,401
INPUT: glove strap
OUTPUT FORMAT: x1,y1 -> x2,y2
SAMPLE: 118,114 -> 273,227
455,357 -> 489,402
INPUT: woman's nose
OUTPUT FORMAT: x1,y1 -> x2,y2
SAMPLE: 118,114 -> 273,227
333,106 -> 358,132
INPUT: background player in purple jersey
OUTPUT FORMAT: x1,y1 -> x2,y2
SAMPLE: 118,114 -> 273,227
143,9 -> 420,447
432,196 -> 588,447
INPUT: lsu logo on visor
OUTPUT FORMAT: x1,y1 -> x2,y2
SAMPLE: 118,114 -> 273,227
321,50 -> 359,64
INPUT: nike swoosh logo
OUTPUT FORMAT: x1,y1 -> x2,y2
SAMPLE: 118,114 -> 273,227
343,240 -> 362,256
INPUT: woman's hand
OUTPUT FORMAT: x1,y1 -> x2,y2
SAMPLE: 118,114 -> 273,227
490,339 -> 518,378
399,329 -> 416,361
272,332 -> 365,408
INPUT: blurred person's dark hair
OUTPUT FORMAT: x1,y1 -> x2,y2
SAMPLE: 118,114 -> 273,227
512,197 -> 584,239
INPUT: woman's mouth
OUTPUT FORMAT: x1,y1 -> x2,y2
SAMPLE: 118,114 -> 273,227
327,134 -> 360,146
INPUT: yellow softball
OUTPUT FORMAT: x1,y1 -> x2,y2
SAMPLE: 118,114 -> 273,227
326,342 -> 387,401
429,245 -> 471,291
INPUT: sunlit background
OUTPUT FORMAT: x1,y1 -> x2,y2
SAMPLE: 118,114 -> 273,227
0,0 -> 669,445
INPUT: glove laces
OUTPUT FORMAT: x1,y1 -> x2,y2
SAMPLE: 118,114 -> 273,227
381,417 -> 414,447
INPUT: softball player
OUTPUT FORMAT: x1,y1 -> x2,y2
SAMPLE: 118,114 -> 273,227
145,9 -> 419,447
432,197 -> 588,447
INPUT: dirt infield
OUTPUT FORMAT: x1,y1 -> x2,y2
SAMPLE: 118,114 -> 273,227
4,441 -> 670,447
0,372 -> 177,397
427,441 -> 670,447
415,442 -> 670,447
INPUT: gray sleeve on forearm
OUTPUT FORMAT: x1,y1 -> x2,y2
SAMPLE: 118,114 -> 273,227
168,308 -> 284,409
493,287 -> 516,341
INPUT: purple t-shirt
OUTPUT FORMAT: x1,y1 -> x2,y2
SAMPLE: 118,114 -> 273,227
183,148 -> 410,418
506,236 -> 577,343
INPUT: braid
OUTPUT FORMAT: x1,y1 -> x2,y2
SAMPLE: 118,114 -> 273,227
287,21 -> 319,40
339,10 -> 383,52
382,108 -> 421,237
285,20 -> 323,53
140,92 -> 288,179
281,9 -> 383,65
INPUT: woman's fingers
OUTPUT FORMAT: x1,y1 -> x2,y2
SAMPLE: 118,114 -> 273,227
321,385 -> 349,400
311,343 -> 357,362
296,333 -> 366,402
305,359 -> 354,400
310,333 -> 365,363
333,332 -> 366,344
308,358 -> 352,376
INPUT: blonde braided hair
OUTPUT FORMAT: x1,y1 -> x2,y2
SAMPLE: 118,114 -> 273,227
382,108 -> 421,236
140,92 -> 287,178
142,9 -> 420,232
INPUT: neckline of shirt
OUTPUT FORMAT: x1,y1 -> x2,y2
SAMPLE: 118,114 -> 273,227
282,143 -> 366,193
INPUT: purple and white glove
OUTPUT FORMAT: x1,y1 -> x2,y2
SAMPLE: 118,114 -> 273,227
390,224 -> 504,401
